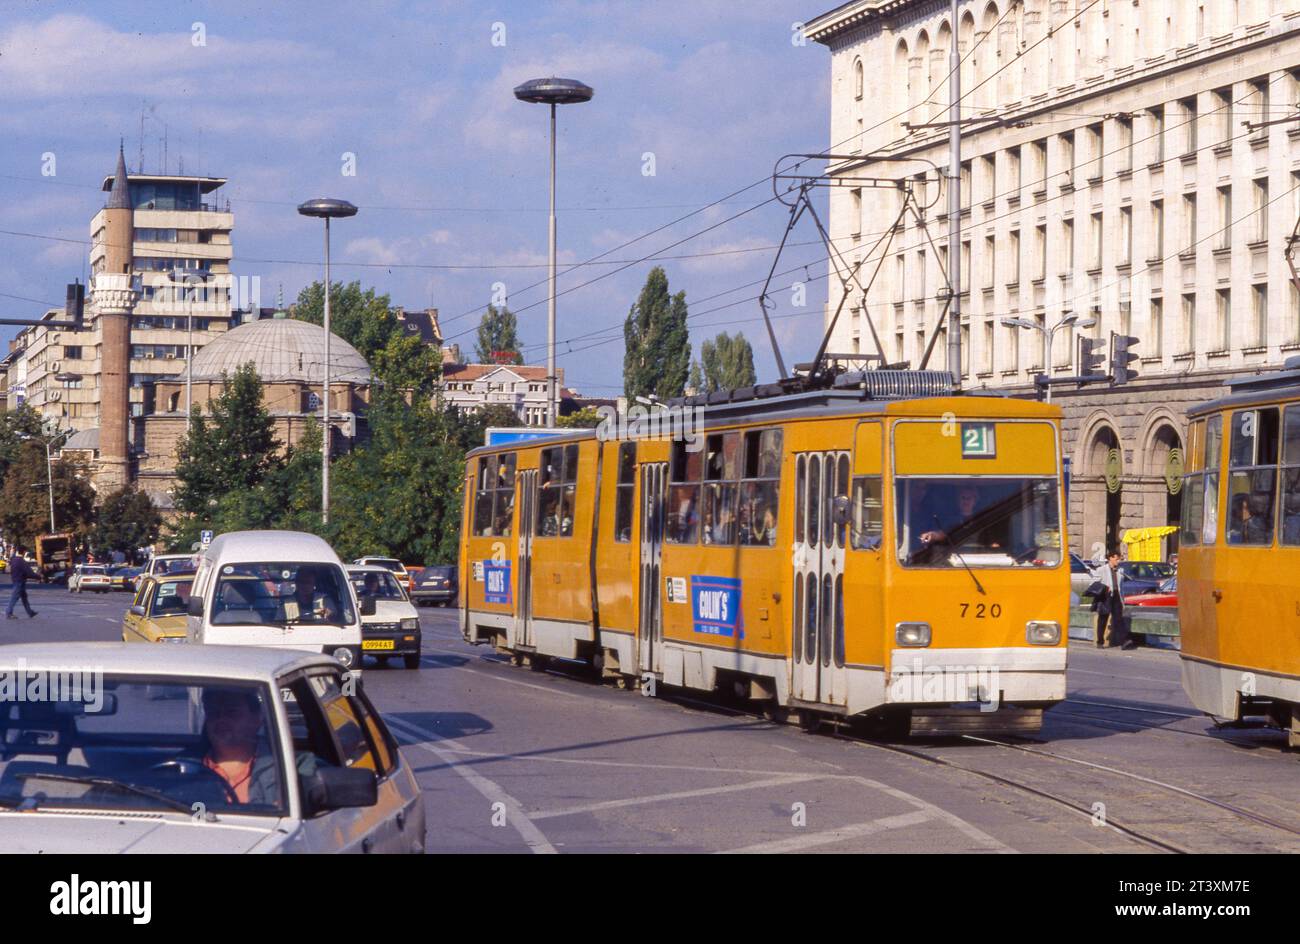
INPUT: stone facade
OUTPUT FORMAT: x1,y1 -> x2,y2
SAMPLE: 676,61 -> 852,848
807,0 -> 1300,557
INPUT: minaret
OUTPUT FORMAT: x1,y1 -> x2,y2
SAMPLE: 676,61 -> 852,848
93,144 -> 137,489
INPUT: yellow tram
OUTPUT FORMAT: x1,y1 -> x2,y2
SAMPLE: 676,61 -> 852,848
459,371 -> 1070,734
1178,358 -> 1300,745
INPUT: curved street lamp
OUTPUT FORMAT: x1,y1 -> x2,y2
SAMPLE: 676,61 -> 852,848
513,77 -> 593,427
297,198 -> 358,525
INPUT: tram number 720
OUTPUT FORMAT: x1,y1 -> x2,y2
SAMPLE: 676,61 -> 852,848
959,602 -> 1002,619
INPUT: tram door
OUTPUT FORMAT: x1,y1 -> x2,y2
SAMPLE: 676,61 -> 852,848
515,468 -> 538,649
792,452 -> 850,705
638,463 -> 667,677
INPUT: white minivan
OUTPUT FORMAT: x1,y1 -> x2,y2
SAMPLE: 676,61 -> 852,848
186,531 -> 370,672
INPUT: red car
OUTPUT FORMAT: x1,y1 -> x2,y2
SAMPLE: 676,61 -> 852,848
1124,575 -> 1177,607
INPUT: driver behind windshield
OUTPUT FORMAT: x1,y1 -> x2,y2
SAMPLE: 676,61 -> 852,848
287,566 -> 340,622
200,689 -> 319,807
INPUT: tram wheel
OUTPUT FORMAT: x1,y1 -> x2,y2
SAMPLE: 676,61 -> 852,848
508,652 -> 525,667
614,675 -> 633,691
528,655 -> 549,672
797,710 -> 822,733
762,703 -> 791,725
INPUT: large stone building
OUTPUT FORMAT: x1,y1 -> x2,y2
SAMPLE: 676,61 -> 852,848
441,363 -> 574,426
6,147 -> 237,465
807,0 -> 1300,557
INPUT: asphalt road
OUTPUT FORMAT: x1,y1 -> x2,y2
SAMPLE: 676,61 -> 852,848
7,581 -> 1300,853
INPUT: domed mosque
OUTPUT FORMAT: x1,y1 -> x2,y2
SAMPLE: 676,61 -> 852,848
135,312 -> 372,509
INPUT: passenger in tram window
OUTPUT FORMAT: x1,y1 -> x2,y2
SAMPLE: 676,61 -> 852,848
559,490 -> 575,537
1226,492 -> 1269,544
539,492 -> 560,536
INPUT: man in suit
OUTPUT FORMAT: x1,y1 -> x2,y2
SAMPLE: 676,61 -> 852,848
6,546 -> 39,620
1089,549 -> 1137,650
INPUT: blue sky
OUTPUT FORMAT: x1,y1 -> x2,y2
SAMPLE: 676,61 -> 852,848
0,1 -> 833,397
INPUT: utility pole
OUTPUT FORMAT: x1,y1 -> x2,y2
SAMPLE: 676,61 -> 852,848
946,0 -> 962,389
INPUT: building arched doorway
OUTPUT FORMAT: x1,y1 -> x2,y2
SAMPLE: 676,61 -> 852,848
1144,422 -> 1184,559
1082,423 -> 1123,557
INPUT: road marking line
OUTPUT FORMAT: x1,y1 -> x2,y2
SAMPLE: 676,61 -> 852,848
386,716 -> 557,855
721,810 -> 932,854
843,772 -> 1016,853
1070,667 -> 1180,685
432,744 -> 841,778
529,774 -> 819,820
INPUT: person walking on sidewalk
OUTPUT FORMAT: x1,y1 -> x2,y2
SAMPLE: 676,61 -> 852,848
1088,549 -> 1136,650
6,546 -> 39,620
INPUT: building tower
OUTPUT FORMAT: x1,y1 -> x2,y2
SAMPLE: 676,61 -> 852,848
92,144 -> 137,489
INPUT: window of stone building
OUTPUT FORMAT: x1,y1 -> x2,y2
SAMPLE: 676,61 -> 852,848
1151,105 -> 1165,163
1007,230 -> 1020,285
894,255 -> 905,303
1008,146 -> 1022,197
1119,206 -> 1133,265
1291,282 -> 1300,345
1035,225 -> 1047,281
1183,193 -> 1198,250
961,239 -> 971,291
1032,139 -> 1047,192
1061,218 -> 1074,274
1181,293 -> 1197,354
1213,86 -> 1234,148
1088,123 -> 1103,180
982,320 -> 994,374
1181,97 -> 1198,155
1215,288 -> 1232,351
1117,116 -> 1134,173
1060,131 -> 1075,185
1251,284 -> 1268,349
1150,297 -> 1164,358
1216,186 -> 1233,250
1004,319 -> 1020,372
1149,200 -> 1164,260
960,161 -> 972,211
983,236 -> 995,287
853,58 -> 863,100
1090,212 -> 1103,269
1251,178 -> 1268,244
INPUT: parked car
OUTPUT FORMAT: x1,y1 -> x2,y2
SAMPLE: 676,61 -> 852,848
411,564 -> 458,607
120,566 -> 145,593
68,564 -> 111,593
353,557 -> 411,593
348,566 -> 422,669
0,642 -> 426,853
144,553 -> 197,579
122,575 -> 194,643
1115,560 -> 1175,595
1125,575 -> 1178,607
187,531 -> 369,672
107,565 -> 140,592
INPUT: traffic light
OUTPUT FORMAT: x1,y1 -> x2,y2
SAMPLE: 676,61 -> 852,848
1110,331 -> 1140,385
64,280 -> 84,328
1078,334 -> 1106,378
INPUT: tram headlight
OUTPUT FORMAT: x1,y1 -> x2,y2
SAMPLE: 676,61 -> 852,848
895,622 -> 931,647
1026,620 -> 1061,645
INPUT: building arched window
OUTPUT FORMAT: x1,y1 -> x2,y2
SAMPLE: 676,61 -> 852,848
853,58 -> 864,100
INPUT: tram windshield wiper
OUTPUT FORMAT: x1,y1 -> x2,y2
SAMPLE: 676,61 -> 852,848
931,513 -> 986,596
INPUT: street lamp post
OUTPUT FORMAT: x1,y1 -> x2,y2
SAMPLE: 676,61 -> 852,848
1000,313 -> 1096,403
297,198 -> 358,525
514,77 -> 594,427
21,429 -> 71,533
169,269 -> 207,430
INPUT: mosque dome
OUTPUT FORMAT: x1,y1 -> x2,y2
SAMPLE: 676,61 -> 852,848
183,317 -> 370,385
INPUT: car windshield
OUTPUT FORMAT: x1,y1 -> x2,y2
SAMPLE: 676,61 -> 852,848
349,570 -> 405,601
423,567 -> 453,581
0,678 -> 288,817
150,579 -> 194,616
895,477 -> 1063,568
210,562 -> 356,626
154,559 -> 195,576
1121,562 -> 1174,579
83,567 -> 106,576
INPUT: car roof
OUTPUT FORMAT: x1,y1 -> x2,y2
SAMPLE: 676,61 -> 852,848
0,642 -> 338,680
348,565 -> 394,575
357,556 -> 404,566
204,531 -> 342,565
150,554 -> 194,562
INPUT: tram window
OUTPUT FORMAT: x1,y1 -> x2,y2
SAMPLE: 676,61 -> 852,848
737,429 -> 781,547
1180,473 -> 1204,546
670,440 -> 702,483
894,477 -> 1063,567
835,455 -> 850,548
559,484 -> 576,537
1283,408 -> 1300,546
564,444 -> 580,483
666,484 -> 700,544
705,433 -> 740,481
1204,414 -> 1223,470
833,575 -> 845,669
537,446 -> 578,538
851,476 -> 884,550
614,443 -> 636,542
794,456 -> 806,544
1227,408 -> 1280,546
1202,473 -> 1219,545
493,455 -> 516,537
473,456 -> 496,536
702,483 -> 738,545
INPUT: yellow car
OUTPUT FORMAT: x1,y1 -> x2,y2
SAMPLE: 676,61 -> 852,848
122,574 -> 194,643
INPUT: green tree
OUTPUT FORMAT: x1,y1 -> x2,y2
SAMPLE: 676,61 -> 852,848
623,266 -> 690,401
0,404 -> 48,485
693,331 -> 757,394
172,363 -> 280,517
294,281 -> 440,396
0,445 -> 95,547
557,406 -> 602,428
444,403 -> 522,454
329,392 -> 465,565
90,487 -> 162,554
474,304 -> 524,364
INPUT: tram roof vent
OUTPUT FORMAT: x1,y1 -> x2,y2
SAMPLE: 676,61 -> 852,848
835,369 -> 956,399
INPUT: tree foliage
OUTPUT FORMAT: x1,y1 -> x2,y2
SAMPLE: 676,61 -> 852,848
172,363 -> 280,518
0,444 -> 95,546
557,406 -> 602,428
692,331 -> 757,394
474,304 -> 524,365
294,280 -> 441,396
90,487 -> 162,554
623,266 -> 690,401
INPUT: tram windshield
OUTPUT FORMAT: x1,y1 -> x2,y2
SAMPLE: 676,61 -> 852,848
895,477 -> 1062,567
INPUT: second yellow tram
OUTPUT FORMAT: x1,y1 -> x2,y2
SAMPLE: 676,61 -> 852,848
1179,359 -> 1300,745
459,372 -> 1070,734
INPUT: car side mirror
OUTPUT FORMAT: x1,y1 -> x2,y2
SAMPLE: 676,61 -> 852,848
187,595 -> 204,617
360,595 -> 376,617
128,604 -> 146,617
304,766 -> 377,812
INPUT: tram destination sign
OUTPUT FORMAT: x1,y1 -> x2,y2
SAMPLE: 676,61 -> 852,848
960,422 -> 997,458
